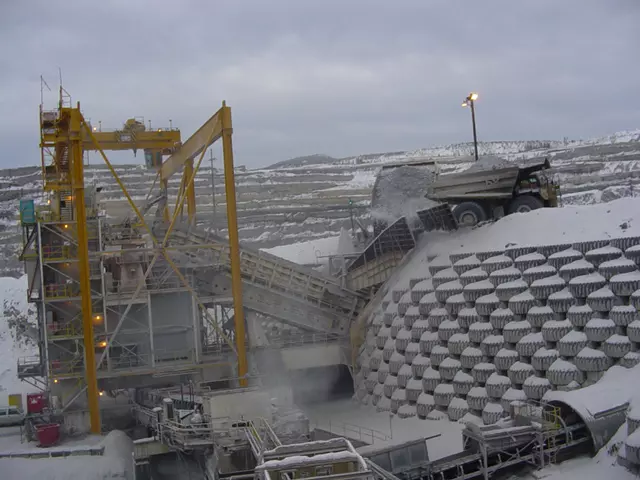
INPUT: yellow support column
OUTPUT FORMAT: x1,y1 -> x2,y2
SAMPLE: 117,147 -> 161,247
70,105 -> 101,433
184,159 -> 197,226
221,103 -> 248,387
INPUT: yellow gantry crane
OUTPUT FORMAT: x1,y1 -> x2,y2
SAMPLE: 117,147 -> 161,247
39,89 -> 247,434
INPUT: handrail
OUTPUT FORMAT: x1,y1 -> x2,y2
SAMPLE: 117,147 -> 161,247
310,419 -> 391,444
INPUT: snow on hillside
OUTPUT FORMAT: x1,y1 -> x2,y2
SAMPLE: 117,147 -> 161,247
0,275 -> 38,405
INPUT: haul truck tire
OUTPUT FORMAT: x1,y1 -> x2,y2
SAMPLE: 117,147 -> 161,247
453,201 -> 488,227
508,195 -> 544,215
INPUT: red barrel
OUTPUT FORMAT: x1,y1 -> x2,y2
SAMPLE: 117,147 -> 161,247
27,393 -> 47,414
36,423 -> 60,447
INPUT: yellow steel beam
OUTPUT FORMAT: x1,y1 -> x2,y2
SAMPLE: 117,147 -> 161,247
69,105 -> 101,433
220,102 -> 248,386
184,159 -> 197,226
82,130 -> 180,153
160,110 -> 223,182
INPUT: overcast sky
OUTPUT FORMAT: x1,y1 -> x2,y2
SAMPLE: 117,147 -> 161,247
1,0 -> 638,169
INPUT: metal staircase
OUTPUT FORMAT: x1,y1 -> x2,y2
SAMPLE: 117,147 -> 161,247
161,224 -> 368,335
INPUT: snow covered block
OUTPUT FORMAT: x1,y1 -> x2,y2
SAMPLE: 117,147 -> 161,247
584,245 -> 623,267
522,264 -> 557,285
508,290 -> 539,314
628,407 -> 640,436
403,306 -> 421,329
574,347 -> 612,372
453,255 -> 482,275
467,387 -> 490,411
482,402 -> 505,425
389,351 -> 406,375
397,404 -> 417,419
602,334 -> 632,358
480,335 -> 504,357
432,268 -> 459,289
584,317 -> 616,342
541,319 -> 573,343
516,332 -> 546,357
381,299 -> 391,311
530,275 -> 567,301
489,266 -> 522,288
384,302 -> 398,326
460,346 -> 484,369
411,354 -> 431,378
505,245 -> 538,260
490,307 -> 515,330
586,286 -> 622,312
481,255 -> 514,275
376,327 -> 390,349
573,239 -> 611,255
453,371 -> 475,396
354,387 -> 368,403
610,271 -> 640,297
485,373 -> 511,398
369,349 -> 384,371
391,316 -> 405,339
421,366 -> 441,393
372,383 -> 384,406
398,292 -> 413,316
494,348 -> 519,371
547,288 -> 577,313
548,248 -> 584,270
395,328 -> 412,353
435,280 -> 463,303
626,245 -> 640,266
514,252 -> 547,271
460,267 -> 489,287
439,357 -> 462,381
429,255 -> 453,277
625,431 -> 640,465
405,342 -> 420,364
411,279 -> 435,304
390,388 -> 407,413
376,396 -> 392,412
475,293 -> 501,316
556,380 -> 581,393
365,372 -> 378,393
508,361 -> 535,384
430,345 -> 450,367
392,288 -> 409,304
547,359 -> 583,386
559,259 -> 596,282
557,331 -> 588,358
426,308 -> 449,331
416,393 -> 435,418
458,307 -> 482,329
397,364 -> 413,388
526,305 -> 555,329
371,313 -> 384,336
472,362 -> 497,385
495,279 -> 529,303
410,277 -> 430,290
598,257 -> 637,280
411,319 -> 431,342
463,280 -> 495,303
537,243 -> 573,257
445,293 -> 467,317
503,320 -> 533,344
610,305 -> 638,327
620,351 -> 640,369
378,361 -> 390,384
531,348 -> 560,372
427,409 -> 449,421
475,250 -> 506,262
383,338 -> 396,362
406,378 -> 423,403
419,292 -> 441,317
419,331 -> 440,355
383,374 -> 399,399
448,398 -> 470,421
448,333 -> 471,356
434,383 -> 456,408
468,321 -> 494,344
611,236 -> 640,251
566,304 -> 594,328
501,387 -> 527,412
568,272 -> 608,298
522,376 -> 552,400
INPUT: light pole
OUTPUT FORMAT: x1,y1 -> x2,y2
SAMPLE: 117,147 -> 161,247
462,92 -> 479,162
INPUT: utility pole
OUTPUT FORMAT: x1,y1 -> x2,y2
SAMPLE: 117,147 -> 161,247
348,198 -> 355,239
210,149 -> 217,234
462,92 -> 480,162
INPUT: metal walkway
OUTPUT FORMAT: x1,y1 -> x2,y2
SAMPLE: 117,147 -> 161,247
162,224 -> 368,334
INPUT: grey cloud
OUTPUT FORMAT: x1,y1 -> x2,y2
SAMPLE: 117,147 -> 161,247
0,0 -> 638,168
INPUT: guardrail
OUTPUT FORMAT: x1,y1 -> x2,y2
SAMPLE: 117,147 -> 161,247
310,419 -> 391,444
